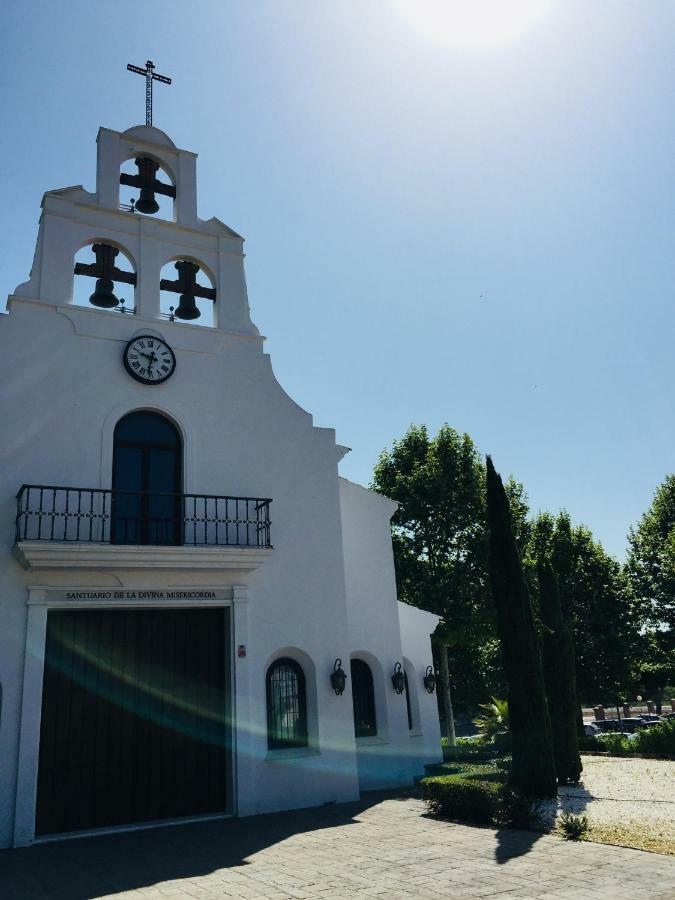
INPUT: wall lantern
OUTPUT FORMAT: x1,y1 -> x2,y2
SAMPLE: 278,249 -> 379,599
392,662 -> 405,695
423,666 -> 436,694
330,658 -> 347,696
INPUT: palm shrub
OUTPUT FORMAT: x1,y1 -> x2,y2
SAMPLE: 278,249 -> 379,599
473,698 -> 509,743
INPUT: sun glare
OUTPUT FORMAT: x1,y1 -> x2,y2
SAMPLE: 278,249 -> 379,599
394,0 -> 558,50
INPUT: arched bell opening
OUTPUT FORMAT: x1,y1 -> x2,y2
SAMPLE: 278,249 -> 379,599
73,242 -> 137,314
119,156 -> 176,220
159,258 -> 216,327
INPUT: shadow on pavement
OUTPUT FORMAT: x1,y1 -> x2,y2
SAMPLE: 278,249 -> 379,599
494,780 -> 594,864
0,789 -> 414,900
494,825 -> 547,863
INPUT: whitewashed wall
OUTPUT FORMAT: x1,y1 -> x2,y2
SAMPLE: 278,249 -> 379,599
398,601 -> 444,772
339,478 -> 442,789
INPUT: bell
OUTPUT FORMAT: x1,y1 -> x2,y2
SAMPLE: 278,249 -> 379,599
89,276 -> 119,308
133,157 -> 160,214
174,292 -> 200,320
172,261 -> 201,320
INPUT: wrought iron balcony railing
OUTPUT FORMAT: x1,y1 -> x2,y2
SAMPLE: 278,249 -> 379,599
15,485 -> 272,549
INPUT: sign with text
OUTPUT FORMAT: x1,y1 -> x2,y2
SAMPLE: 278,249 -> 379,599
45,589 -> 230,603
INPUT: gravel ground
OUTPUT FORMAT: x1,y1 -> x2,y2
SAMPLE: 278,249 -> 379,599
541,755 -> 675,855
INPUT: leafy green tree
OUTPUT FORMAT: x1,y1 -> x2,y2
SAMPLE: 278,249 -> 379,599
538,562 -> 582,784
372,424 -> 493,733
372,426 -> 538,721
486,456 -> 557,798
527,512 -> 633,704
372,424 -> 488,623
633,630 -> 675,713
625,475 -> 675,712
626,474 -> 675,634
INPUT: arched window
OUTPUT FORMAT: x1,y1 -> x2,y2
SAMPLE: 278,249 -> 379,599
404,670 -> 413,731
112,411 -> 182,545
350,659 -> 377,738
266,658 -> 308,750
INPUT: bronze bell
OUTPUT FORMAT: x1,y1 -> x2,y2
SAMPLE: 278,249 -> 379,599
133,157 -> 160,214
173,261 -> 201,320
88,244 -> 120,308
90,276 -> 119,308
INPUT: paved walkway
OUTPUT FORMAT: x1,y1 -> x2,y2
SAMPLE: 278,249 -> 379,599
1,792 -> 674,900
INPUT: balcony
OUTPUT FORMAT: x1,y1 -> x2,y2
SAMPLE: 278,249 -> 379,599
13,485 -> 273,573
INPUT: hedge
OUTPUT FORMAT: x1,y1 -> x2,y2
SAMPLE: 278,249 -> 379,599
634,718 -> 675,756
579,720 -> 675,759
421,775 -> 501,824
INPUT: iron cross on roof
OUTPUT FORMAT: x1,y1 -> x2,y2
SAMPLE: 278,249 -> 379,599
127,60 -> 172,126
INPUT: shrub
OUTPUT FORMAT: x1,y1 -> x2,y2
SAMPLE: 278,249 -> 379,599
559,812 -> 589,841
473,698 -> 509,743
493,731 -> 512,754
421,775 -> 501,824
442,743 -> 501,763
422,767 -> 544,831
456,736 -> 480,747
440,736 -> 481,749
495,757 -> 512,780
578,735 -> 602,752
496,786 -> 537,829
633,718 -> 675,757
596,733 -> 631,756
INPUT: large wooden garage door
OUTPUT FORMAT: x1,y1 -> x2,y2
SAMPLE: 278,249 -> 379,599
36,607 -> 230,836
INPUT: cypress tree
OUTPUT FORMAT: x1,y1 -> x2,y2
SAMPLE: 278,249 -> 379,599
538,561 -> 583,784
485,456 -> 557,799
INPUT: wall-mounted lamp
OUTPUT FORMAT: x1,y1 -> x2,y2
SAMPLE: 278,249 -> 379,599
392,661 -> 405,694
330,658 -> 347,696
423,666 -> 436,694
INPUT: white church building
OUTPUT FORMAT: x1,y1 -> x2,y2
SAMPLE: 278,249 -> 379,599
0,120 -> 442,848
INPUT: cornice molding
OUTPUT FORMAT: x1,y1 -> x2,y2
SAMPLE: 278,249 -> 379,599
13,542 -> 273,573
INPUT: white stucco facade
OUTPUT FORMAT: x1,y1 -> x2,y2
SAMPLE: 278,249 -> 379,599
0,123 -> 441,848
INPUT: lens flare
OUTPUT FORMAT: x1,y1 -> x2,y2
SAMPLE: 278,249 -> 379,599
394,0 -> 559,49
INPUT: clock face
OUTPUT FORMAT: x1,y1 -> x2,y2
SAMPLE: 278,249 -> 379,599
123,335 -> 176,385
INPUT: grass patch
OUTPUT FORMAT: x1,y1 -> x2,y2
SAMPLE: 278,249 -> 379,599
587,823 -> 675,857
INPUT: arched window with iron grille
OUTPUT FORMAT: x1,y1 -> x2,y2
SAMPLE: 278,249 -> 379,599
350,658 -> 377,738
266,658 -> 308,750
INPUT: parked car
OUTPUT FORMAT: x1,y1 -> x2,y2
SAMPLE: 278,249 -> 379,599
617,718 -> 647,734
640,714 -> 663,724
584,722 -> 601,737
593,719 -> 620,732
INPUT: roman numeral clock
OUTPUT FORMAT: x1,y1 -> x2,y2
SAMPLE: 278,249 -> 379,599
123,335 -> 176,384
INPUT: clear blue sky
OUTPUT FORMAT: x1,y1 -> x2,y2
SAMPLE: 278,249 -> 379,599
2,1 -> 673,560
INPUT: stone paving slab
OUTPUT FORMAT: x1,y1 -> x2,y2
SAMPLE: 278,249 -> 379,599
0,792 -> 674,900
